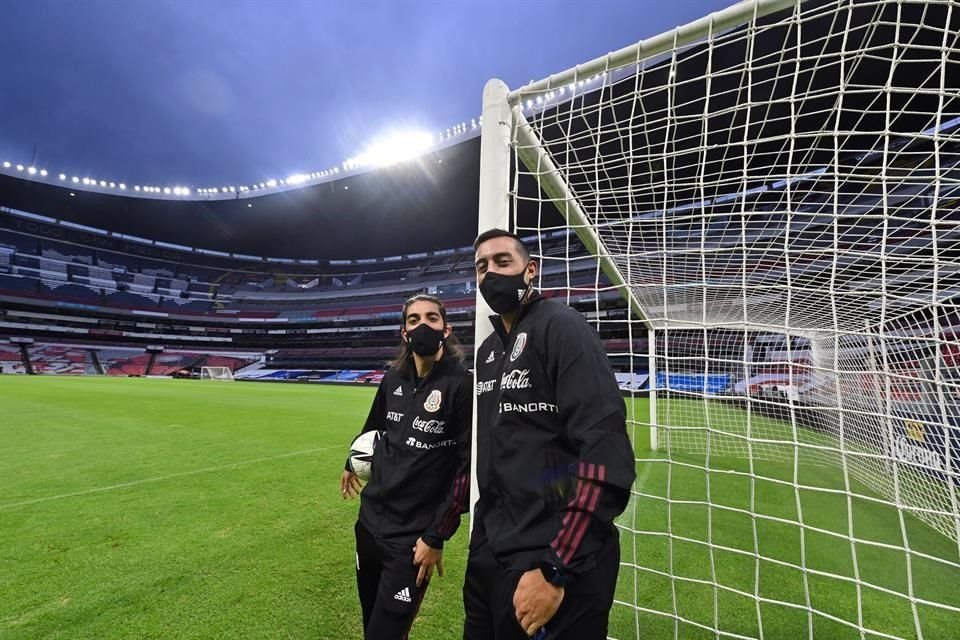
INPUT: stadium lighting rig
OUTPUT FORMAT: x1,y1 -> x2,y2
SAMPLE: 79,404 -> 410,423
342,130 -> 435,171
0,73 -> 610,201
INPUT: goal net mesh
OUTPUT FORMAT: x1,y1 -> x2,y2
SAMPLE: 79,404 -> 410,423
200,366 -> 234,381
507,0 -> 960,637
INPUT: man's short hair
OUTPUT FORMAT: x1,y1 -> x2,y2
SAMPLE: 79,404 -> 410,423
473,228 -> 530,261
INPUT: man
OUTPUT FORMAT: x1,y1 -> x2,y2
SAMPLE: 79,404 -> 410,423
464,228 -> 636,640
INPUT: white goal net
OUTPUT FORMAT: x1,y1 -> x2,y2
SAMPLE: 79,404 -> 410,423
478,0 -> 960,637
200,366 -> 234,381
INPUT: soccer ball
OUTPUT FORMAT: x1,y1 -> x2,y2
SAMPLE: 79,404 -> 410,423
348,430 -> 381,482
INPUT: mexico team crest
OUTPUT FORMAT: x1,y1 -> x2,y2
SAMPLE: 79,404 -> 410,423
424,389 -> 442,412
510,332 -> 528,362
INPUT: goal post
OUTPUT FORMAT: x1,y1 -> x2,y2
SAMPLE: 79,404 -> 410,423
200,366 -> 234,381
476,0 -> 960,637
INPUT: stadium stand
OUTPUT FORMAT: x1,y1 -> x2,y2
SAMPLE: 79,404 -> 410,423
0,342 -> 25,374
0,201 -> 630,378
26,343 -> 94,375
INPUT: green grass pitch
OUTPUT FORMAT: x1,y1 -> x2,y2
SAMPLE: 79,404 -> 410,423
1,377 -> 958,639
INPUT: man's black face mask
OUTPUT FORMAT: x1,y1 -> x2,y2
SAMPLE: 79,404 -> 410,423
480,268 -> 530,315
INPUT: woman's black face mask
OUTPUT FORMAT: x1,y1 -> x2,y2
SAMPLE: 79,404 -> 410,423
406,323 -> 446,356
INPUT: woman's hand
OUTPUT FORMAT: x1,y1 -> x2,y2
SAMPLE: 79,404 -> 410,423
340,470 -> 362,499
412,538 -> 443,586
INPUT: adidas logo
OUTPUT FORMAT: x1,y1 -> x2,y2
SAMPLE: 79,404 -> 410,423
393,587 -> 412,603
393,386 -> 403,396
485,351 -> 495,364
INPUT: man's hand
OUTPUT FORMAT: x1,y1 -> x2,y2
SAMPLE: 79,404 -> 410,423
340,470 -> 362,499
513,568 -> 564,637
412,537 -> 443,587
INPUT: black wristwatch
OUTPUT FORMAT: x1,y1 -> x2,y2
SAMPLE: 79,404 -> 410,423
538,561 -> 567,588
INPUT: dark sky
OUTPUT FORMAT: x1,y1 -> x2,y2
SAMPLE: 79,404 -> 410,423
1,0 -> 730,188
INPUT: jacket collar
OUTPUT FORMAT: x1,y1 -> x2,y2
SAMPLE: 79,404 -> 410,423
489,290 -> 544,345
400,350 -> 458,384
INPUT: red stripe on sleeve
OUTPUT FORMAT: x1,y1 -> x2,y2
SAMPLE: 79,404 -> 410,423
550,463 -> 608,565
560,484 -> 602,564
552,478 -> 594,560
438,473 -> 468,537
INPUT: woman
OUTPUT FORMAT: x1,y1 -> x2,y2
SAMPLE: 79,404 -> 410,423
340,294 -> 472,640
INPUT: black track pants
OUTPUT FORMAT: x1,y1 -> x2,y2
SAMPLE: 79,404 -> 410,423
462,528 -> 619,640
355,521 -> 428,640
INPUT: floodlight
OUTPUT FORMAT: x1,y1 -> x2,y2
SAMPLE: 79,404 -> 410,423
356,130 -> 434,168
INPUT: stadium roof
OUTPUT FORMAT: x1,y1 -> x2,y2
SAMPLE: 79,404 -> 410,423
0,136 -> 559,260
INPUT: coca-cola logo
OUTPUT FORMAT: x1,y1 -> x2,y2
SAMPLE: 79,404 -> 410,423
412,416 -> 446,434
500,368 -> 532,390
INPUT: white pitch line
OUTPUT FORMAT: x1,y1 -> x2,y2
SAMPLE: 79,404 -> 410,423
0,445 -> 339,511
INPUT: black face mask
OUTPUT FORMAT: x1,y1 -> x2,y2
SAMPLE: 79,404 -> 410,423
480,269 -> 530,315
406,323 -> 446,357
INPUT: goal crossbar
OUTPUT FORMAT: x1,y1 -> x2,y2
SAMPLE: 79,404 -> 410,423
506,0 -> 797,102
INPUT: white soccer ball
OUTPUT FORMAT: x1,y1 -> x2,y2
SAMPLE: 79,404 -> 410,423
348,430 -> 382,482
